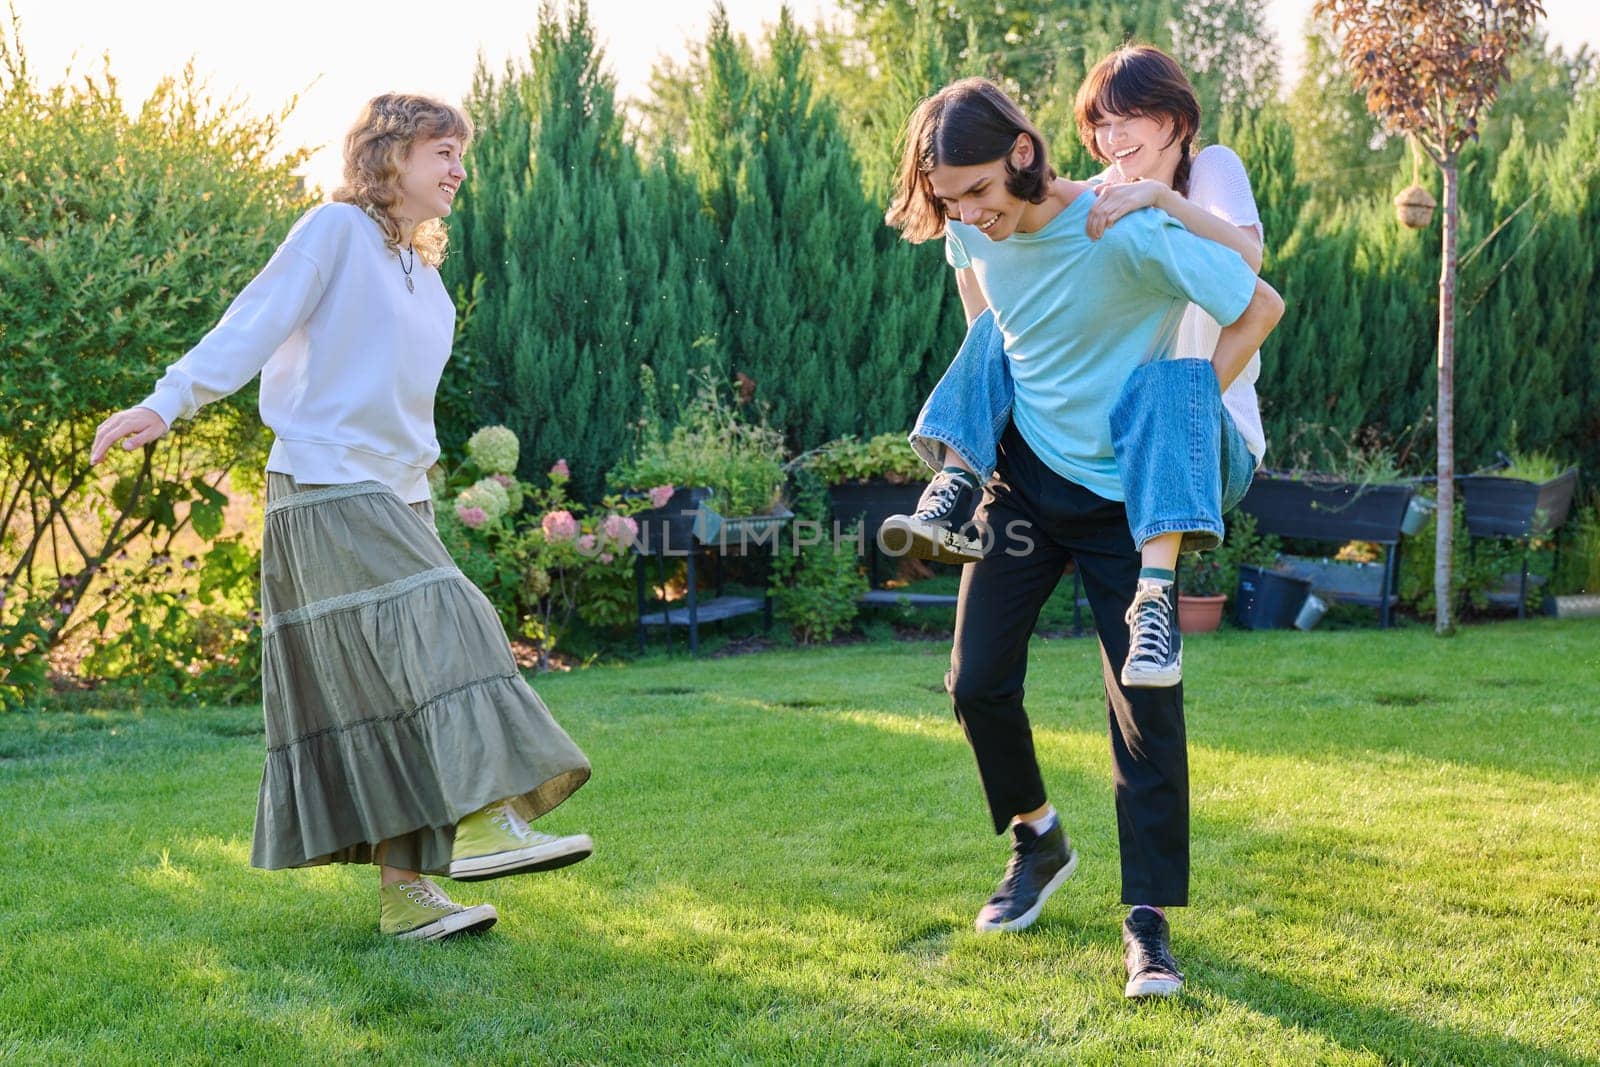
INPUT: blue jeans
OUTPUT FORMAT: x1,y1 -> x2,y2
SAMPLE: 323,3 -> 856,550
910,309 -> 1254,553
910,311 -> 1015,480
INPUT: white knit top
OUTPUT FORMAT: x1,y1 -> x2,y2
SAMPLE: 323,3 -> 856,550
1173,145 -> 1268,463
139,203 -> 455,503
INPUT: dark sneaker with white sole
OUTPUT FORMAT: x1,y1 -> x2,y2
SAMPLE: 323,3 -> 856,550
1123,907 -> 1184,998
1121,581 -> 1182,688
878,470 -> 983,564
974,820 -> 1078,932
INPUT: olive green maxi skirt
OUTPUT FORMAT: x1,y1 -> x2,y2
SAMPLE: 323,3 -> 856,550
251,475 -> 590,874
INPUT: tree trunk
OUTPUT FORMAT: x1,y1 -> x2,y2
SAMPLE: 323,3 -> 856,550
1434,159 -> 1459,635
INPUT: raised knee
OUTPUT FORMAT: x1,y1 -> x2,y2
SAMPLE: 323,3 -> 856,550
947,662 -> 1004,710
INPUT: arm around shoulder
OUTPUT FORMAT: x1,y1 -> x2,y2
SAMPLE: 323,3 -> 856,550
1152,183 -> 1261,273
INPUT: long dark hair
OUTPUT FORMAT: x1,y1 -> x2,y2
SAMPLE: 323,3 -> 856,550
886,78 -> 1055,244
1074,46 -> 1201,197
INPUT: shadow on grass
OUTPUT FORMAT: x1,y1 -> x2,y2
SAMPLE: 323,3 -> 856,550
1188,949 -> 1593,1067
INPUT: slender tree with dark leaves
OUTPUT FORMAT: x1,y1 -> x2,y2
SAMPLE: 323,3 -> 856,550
1315,0 -> 1545,633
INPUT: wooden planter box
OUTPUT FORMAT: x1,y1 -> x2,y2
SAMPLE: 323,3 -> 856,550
692,503 -> 795,549
1459,466 -> 1579,539
631,486 -> 713,557
827,479 -> 925,543
634,490 -> 789,656
1237,473 -> 1415,544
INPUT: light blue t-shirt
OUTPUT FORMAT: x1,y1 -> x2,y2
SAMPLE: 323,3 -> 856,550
945,189 -> 1256,500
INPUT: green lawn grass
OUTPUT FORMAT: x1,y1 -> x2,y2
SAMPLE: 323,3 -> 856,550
2,620 -> 1597,1064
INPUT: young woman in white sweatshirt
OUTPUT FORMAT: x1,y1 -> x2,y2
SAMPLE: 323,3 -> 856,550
92,94 -> 594,942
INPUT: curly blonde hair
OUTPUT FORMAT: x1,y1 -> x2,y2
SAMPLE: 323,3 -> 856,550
331,93 -> 473,268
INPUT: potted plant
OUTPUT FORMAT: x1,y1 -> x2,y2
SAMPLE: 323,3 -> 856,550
1177,512 -> 1281,633
1176,553 -> 1229,633
802,432 -> 928,546
610,366 -> 792,554
1456,451 -> 1581,620
1459,451 -> 1580,539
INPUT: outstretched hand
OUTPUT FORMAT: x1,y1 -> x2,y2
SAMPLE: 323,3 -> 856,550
90,407 -> 169,466
1085,178 -> 1166,241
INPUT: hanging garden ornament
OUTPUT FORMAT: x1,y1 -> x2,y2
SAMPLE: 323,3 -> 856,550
1394,137 -> 1436,229
1394,184 -> 1437,229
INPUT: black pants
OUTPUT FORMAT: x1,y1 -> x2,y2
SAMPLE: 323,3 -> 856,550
947,424 -> 1189,906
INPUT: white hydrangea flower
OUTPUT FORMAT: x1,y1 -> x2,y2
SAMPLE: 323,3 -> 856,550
455,477 -> 511,524
466,425 -> 520,474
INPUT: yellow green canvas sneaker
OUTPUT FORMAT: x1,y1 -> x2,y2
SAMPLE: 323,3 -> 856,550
448,800 -> 593,882
379,877 -> 498,942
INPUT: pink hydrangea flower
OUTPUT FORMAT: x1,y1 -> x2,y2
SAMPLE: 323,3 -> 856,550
550,458 -> 571,479
648,484 -> 675,509
541,509 -> 579,542
491,473 -> 515,488
457,505 -> 488,529
602,513 -> 638,546
599,552 -> 614,564
576,533 -> 598,556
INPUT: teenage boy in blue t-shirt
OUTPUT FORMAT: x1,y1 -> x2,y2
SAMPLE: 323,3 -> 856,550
885,78 -> 1284,998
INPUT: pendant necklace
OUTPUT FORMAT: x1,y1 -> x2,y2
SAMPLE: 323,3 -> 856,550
398,243 -> 416,293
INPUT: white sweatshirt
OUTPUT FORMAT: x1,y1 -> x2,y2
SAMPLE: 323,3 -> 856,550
140,203 -> 455,503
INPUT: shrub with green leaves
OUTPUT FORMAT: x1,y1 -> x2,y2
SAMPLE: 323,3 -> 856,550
610,366 -> 786,519
800,433 -> 927,486
0,28 -> 313,707
1399,502 -> 1530,617
435,430 -> 654,670
1497,449 -> 1569,483
771,528 -> 869,644
1183,511 -> 1282,600
1553,492 -> 1600,595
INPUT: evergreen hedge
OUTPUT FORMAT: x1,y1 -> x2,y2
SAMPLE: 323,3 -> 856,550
441,6 -> 1599,494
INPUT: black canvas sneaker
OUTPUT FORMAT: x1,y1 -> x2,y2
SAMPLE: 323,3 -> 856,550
878,471 -> 983,564
1121,581 -> 1183,687
1123,907 -> 1185,998
973,820 -> 1079,932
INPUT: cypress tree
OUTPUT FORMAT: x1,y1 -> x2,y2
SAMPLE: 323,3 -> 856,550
688,6 -> 883,447
443,2 -> 710,498
438,4 -> 1597,489
1547,87 -> 1600,474
1216,103 -> 1304,265
849,5 -> 972,433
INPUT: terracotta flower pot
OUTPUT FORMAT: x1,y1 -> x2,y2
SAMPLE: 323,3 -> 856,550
1177,593 -> 1226,634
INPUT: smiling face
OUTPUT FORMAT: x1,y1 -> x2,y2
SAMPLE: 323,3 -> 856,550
928,134 -> 1035,242
1093,111 -> 1181,185
393,136 -> 467,229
